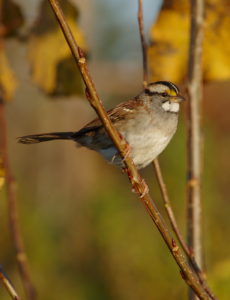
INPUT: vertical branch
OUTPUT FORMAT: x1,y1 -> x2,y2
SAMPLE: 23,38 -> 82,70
0,5 -> 35,298
137,0 -> 148,88
187,0 -> 204,298
187,0 -> 204,269
0,102 -> 36,300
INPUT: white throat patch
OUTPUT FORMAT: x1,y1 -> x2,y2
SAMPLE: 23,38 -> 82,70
162,101 -> 180,113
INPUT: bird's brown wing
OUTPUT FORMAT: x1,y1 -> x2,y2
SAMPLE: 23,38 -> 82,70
75,99 -> 144,135
72,99 -> 144,149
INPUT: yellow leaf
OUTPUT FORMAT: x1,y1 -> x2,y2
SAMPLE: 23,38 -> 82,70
148,10 -> 189,83
28,0 -> 87,96
0,48 -> 17,101
148,0 -> 230,83
204,8 -> 230,81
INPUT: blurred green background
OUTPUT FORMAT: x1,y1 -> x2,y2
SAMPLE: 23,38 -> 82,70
1,0 -> 230,299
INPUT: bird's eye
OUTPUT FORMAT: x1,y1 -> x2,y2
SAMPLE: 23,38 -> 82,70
162,92 -> 168,97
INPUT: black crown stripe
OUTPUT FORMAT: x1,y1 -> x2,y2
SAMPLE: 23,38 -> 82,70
153,81 -> 179,93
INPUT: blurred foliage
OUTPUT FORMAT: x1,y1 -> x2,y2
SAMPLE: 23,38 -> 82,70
0,1 -> 230,300
1,0 -> 24,37
28,0 -> 87,96
149,0 -> 230,83
0,48 -> 18,101
0,0 -> 22,102
210,259 -> 230,299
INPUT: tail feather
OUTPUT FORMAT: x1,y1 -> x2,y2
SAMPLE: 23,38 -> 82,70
18,132 -> 76,144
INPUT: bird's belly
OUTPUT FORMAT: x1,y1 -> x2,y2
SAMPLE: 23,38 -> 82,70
127,130 -> 173,169
97,125 -> 176,169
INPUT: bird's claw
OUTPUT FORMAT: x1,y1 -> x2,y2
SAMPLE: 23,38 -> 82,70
131,179 -> 149,198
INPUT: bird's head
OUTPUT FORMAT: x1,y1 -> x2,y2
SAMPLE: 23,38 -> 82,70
145,81 -> 185,113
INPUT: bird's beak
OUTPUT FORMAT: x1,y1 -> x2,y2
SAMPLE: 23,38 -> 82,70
170,95 -> 185,103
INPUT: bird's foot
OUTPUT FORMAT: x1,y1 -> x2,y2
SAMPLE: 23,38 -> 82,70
139,179 -> 149,198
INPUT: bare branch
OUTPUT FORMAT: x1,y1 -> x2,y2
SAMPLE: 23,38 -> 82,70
153,159 -> 190,253
137,0 -> 148,88
187,0 -> 205,299
187,0 -> 204,275
47,0 -> 212,298
153,160 -> 216,300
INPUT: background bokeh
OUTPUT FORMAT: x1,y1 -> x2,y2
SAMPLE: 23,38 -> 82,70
1,0 -> 230,299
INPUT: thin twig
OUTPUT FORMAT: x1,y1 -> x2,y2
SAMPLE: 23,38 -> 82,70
137,0 -> 191,254
187,0 -> 204,298
0,102 -> 36,300
137,2 -> 216,299
153,160 -> 216,300
48,0 -> 212,298
153,159 -> 191,254
0,267 -> 21,300
137,0 -> 193,274
0,4 -> 36,298
137,0 -> 148,88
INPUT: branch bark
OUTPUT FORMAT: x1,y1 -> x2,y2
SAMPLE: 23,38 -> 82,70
48,0 -> 212,298
187,0 -> 205,299
153,159 -> 216,300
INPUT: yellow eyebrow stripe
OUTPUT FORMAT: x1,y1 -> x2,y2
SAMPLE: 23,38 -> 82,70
168,89 -> 177,96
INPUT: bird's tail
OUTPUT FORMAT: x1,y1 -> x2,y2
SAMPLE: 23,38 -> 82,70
18,132 -> 76,144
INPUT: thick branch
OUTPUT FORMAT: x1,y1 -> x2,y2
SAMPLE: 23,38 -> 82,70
187,0 -> 204,272
48,0 -> 211,298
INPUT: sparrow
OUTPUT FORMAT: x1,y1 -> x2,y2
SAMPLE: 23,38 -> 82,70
18,81 -> 185,169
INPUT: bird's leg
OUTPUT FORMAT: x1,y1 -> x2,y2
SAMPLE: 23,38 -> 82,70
139,179 -> 149,198
122,168 -> 149,198
131,179 -> 149,198
119,132 -> 148,198
122,166 -> 131,176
